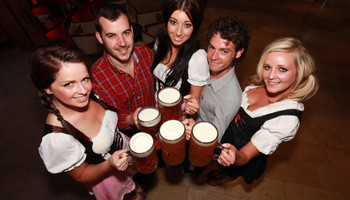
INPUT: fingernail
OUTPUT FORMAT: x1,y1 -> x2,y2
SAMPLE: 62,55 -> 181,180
119,152 -> 127,158
222,144 -> 228,148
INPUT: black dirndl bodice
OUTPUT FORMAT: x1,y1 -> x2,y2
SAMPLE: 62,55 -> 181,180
221,107 -> 302,184
44,95 -> 124,164
44,123 -> 123,164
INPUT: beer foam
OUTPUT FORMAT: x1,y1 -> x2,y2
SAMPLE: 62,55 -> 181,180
160,120 -> 184,140
158,87 -> 180,104
192,122 -> 217,143
138,107 -> 160,126
130,132 -> 154,153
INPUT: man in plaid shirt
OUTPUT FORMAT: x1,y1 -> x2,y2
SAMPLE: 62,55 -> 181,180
91,4 -> 155,136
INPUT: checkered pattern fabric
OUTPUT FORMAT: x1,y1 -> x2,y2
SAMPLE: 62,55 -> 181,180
91,45 -> 156,130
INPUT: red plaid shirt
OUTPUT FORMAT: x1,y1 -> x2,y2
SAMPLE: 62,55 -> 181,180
91,45 -> 156,130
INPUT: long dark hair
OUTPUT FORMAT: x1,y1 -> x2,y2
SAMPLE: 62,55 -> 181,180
152,0 -> 204,94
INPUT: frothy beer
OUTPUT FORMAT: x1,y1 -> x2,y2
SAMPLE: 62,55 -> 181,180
158,87 -> 181,106
157,87 -> 182,123
159,120 -> 186,165
192,122 -> 217,144
138,107 -> 162,149
130,132 -> 158,174
189,122 -> 218,167
138,107 -> 161,128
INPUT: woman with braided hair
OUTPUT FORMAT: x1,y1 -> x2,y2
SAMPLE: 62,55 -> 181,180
30,40 -> 142,200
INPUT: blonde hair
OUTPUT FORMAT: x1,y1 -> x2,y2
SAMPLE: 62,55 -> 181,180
250,37 -> 319,102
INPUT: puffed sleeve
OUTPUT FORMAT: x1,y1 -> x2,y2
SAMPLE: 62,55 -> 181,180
38,133 -> 86,174
251,115 -> 300,155
188,49 -> 210,86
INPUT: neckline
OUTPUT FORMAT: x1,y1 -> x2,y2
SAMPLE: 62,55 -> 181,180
242,86 -> 301,115
46,109 -> 109,141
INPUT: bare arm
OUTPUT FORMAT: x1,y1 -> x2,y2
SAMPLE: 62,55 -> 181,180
218,142 -> 260,167
67,149 -> 129,183
189,85 -> 203,101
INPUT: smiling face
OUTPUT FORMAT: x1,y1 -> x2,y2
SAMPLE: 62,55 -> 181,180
45,62 -> 92,110
207,33 -> 244,79
262,51 -> 297,99
96,14 -> 134,66
167,10 -> 194,47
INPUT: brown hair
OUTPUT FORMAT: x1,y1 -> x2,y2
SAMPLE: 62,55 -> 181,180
94,3 -> 129,34
29,39 -> 90,116
206,17 -> 250,66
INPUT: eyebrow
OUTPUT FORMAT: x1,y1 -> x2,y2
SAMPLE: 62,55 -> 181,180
170,17 -> 192,23
210,44 -> 231,51
58,75 -> 89,83
263,63 -> 288,68
104,28 -> 131,36
170,17 -> 178,21
219,48 -> 231,51
123,28 -> 132,32
58,80 -> 74,84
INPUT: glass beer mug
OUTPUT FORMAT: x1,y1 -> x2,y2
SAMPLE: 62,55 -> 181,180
157,87 -> 182,123
137,106 -> 161,149
159,119 -> 186,166
129,132 -> 158,174
189,121 -> 218,167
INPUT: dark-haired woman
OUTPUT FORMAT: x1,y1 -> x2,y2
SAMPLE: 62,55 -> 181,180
30,40 -> 142,200
152,0 -> 209,114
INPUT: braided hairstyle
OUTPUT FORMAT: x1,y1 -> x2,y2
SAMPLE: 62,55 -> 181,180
29,39 -> 90,124
30,40 -> 125,158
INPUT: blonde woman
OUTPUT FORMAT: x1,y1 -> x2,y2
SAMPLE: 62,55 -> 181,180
207,37 -> 319,185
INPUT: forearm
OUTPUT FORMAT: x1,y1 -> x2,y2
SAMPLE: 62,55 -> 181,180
233,141 -> 260,166
189,85 -> 203,101
68,160 -> 112,183
233,151 -> 251,166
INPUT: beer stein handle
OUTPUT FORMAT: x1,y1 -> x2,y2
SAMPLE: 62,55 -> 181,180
120,151 -> 134,165
161,149 -> 170,157
213,143 -> 228,160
